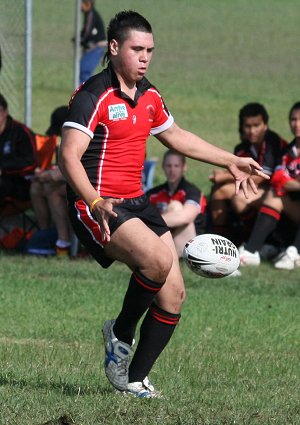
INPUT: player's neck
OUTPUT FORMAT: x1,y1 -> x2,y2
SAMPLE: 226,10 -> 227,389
114,71 -> 137,100
121,84 -> 137,100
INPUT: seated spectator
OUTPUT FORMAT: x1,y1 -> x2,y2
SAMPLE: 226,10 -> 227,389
0,93 -> 36,204
240,102 -> 300,269
147,149 -> 207,258
29,106 -> 71,256
208,102 -> 287,245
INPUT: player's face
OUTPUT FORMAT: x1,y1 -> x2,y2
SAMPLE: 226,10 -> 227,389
163,154 -> 186,185
241,115 -> 268,145
111,30 -> 154,84
290,108 -> 300,139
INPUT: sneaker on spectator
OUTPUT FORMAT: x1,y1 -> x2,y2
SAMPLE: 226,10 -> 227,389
273,246 -> 300,270
55,245 -> 70,257
123,376 -> 161,398
102,319 -> 133,391
239,246 -> 260,266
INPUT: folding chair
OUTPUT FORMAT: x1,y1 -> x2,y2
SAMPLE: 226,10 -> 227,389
0,134 -> 58,246
35,134 -> 58,171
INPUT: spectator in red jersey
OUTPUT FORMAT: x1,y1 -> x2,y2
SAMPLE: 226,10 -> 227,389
59,11 -> 269,398
147,150 -> 207,258
0,93 -> 36,204
239,102 -> 300,269
209,102 -> 287,245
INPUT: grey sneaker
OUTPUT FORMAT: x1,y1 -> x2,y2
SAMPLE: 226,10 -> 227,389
102,319 -> 133,391
124,376 -> 161,398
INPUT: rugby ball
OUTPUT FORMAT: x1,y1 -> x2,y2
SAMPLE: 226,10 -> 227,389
183,234 -> 240,278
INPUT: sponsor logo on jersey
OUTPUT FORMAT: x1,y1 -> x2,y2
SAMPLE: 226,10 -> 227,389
147,104 -> 155,122
108,104 -> 128,120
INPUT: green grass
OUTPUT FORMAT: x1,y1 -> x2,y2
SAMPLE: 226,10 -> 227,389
0,254 -> 299,424
1,0 -> 300,423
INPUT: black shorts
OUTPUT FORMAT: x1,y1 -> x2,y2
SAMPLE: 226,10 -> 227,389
69,194 -> 169,268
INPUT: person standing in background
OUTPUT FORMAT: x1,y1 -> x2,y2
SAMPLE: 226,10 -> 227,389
79,0 -> 107,83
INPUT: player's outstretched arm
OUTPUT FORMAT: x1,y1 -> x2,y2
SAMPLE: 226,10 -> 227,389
156,122 -> 269,198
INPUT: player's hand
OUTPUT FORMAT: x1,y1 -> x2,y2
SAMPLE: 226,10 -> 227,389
91,197 -> 124,242
228,157 -> 270,198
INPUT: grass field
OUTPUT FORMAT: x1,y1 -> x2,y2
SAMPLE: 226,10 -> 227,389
0,254 -> 299,424
1,0 -> 300,423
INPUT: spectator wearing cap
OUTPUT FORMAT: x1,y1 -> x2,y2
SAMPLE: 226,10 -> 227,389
29,106 -> 71,256
46,106 -> 70,136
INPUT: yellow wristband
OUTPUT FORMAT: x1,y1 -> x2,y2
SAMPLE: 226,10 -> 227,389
90,197 -> 104,212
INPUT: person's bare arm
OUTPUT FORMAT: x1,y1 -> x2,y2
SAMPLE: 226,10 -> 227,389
162,203 -> 199,228
284,179 -> 300,191
156,122 -> 270,198
59,127 -> 123,241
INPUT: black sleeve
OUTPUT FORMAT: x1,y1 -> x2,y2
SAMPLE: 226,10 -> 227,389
1,123 -> 36,175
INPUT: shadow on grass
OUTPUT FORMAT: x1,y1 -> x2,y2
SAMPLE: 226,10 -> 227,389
39,415 -> 76,425
0,373 -> 112,396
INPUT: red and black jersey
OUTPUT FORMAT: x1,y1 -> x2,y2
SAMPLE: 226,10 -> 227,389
64,64 -> 174,201
0,115 -> 36,176
147,177 -> 207,234
280,139 -> 300,179
234,129 -> 287,176
271,139 -> 300,196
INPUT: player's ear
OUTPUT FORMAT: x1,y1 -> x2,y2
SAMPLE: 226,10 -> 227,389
110,39 -> 119,56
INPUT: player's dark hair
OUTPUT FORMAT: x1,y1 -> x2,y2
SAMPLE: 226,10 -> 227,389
238,102 -> 269,136
104,10 -> 152,63
289,102 -> 300,120
0,93 -> 8,110
162,149 -> 186,166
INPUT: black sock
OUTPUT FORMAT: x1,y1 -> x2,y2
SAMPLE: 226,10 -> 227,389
293,226 -> 300,252
113,270 -> 165,345
245,206 -> 281,253
128,303 -> 181,383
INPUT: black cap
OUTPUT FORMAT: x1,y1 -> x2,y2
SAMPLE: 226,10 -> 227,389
46,106 -> 69,136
